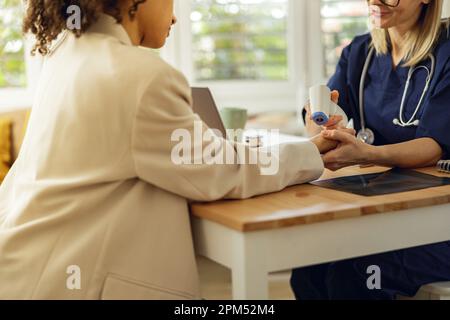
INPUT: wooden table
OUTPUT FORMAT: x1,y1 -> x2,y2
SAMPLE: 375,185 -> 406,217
190,166 -> 450,300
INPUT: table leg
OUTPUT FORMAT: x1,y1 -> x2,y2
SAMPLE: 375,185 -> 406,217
231,232 -> 269,300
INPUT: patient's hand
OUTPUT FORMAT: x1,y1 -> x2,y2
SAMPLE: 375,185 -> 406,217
311,127 -> 355,155
321,130 -> 376,171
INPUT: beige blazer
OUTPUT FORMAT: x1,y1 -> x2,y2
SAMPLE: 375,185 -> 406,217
0,14 -> 324,300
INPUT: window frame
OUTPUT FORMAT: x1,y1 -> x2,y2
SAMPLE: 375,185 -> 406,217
4,1 -> 448,112
0,0 -> 336,113
161,0 -> 318,114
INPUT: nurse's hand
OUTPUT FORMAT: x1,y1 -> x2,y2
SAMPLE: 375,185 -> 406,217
305,90 -> 341,137
321,130 -> 376,171
311,127 -> 356,155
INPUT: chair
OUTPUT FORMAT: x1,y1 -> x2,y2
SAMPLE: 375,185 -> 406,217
398,282 -> 450,300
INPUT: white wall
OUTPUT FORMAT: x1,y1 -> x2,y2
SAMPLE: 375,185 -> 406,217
444,0 -> 450,18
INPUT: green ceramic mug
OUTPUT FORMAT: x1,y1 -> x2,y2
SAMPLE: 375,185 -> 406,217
220,107 -> 248,142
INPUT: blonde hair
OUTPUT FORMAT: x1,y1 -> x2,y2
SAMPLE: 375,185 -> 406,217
370,0 -> 448,67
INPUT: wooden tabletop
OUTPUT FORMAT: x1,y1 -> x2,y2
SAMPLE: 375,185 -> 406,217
190,166 -> 450,232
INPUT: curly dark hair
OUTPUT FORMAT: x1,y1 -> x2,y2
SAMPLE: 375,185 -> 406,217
23,0 -> 146,56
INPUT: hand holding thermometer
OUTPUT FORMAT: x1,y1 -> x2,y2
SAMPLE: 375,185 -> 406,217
309,85 -> 349,128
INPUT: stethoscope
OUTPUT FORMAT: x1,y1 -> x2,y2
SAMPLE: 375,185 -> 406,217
357,47 -> 436,145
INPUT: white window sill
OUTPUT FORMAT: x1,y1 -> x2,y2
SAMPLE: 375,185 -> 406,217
194,81 -> 303,115
0,88 -> 33,112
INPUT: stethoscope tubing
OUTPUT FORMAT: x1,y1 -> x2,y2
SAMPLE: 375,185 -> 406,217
358,46 -> 436,144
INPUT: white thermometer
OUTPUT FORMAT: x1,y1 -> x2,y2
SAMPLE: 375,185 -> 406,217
309,85 -> 349,127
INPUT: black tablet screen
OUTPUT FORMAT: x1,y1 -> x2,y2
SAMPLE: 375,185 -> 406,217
311,168 -> 450,196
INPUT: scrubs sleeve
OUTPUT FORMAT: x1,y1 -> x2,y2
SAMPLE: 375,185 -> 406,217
416,59 -> 450,158
327,43 -> 353,119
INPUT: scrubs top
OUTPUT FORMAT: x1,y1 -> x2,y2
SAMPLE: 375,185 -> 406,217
328,28 -> 450,157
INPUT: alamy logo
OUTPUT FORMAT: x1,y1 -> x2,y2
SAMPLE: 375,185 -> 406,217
66,265 -> 81,290
366,265 -> 381,290
66,5 -> 81,31
171,122 -> 281,176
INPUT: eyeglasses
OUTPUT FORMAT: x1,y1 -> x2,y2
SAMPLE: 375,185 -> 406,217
379,0 -> 400,7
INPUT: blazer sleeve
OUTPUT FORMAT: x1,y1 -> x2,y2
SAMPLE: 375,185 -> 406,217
131,65 -> 324,201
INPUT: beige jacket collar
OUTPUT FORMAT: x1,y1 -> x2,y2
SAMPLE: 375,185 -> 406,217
48,14 -> 132,56
88,14 -> 133,46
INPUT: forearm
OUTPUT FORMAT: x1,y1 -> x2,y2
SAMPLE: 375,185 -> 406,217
367,138 -> 443,168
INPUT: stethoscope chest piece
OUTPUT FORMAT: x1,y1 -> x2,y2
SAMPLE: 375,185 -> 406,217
357,128 -> 375,145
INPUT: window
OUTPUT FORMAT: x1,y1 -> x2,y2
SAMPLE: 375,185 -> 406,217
0,0 -> 26,88
321,0 -> 369,78
190,0 -> 289,82
164,0 -> 370,113
163,0 -> 299,113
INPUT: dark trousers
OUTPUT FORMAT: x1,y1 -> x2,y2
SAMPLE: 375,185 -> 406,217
290,241 -> 450,300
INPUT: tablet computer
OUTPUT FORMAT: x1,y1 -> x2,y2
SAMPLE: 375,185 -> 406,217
311,168 -> 450,196
191,87 -> 227,138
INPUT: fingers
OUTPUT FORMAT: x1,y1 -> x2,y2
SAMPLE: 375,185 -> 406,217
304,100 -> 311,115
323,151 -> 350,171
322,130 -> 355,144
324,163 -> 340,172
322,149 -> 338,165
323,115 -> 343,128
320,138 -> 339,155
331,90 -> 340,104
342,128 -> 356,136
324,124 -> 345,131
324,127 -> 356,139
325,160 -> 353,171
304,100 -> 323,137
325,163 -> 346,172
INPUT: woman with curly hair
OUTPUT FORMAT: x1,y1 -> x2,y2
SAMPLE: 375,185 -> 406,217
0,0 -> 337,299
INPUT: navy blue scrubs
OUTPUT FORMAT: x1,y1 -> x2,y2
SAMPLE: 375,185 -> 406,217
291,28 -> 450,300
328,29 -> 450,156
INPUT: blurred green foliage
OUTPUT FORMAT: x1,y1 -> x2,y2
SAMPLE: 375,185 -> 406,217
322,18 -> 368,77
321,0 -> 369,77
0,0 -> 26,88
191,0 -> 289,81
191,0 -> 368,81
